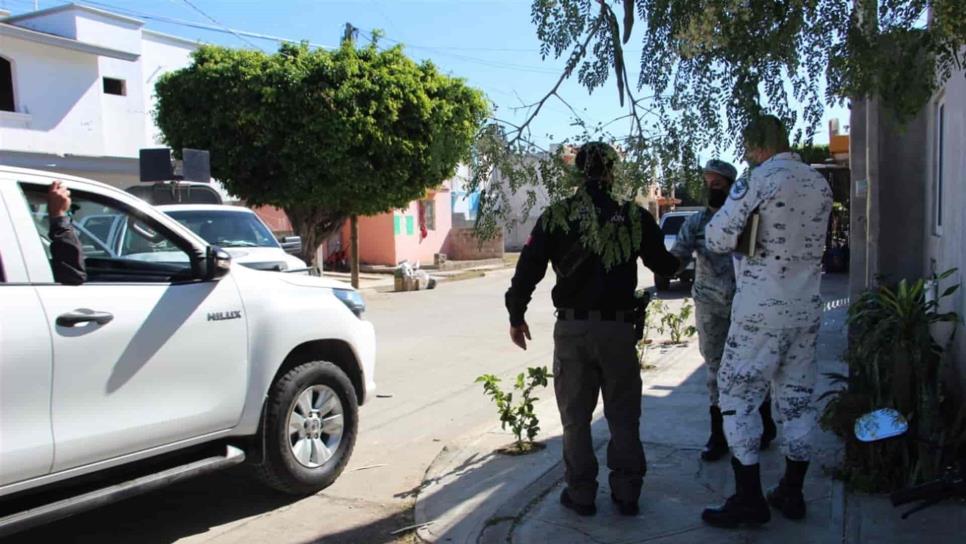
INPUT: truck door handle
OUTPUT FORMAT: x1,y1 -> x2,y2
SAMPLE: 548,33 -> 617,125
56,310 -> 114,327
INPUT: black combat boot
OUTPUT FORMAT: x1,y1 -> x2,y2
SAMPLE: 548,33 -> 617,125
702,457 -> 771,528
759,397 -> 778,450
610,493 -> 640,516
767,458 -> 809,520
560,488 -> 596,517
701,405 -> 729,462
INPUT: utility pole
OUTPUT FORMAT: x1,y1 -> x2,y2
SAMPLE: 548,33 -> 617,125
342,22 -> 361,289
342,22 -> 358,44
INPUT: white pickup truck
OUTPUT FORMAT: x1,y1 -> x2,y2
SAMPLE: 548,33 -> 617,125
0,166 -> 376,535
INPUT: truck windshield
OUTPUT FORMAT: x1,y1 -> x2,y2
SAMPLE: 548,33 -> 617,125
165,210 -> 280,249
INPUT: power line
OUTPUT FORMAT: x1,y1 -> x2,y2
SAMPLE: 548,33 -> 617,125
9,0 -> 567,77
179,0 -> 262,50
356,26 -> 562,75
81,0 -> 334,49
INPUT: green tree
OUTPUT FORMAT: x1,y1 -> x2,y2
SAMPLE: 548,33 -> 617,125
155,41 -> 488,279
473,1 -> 964,255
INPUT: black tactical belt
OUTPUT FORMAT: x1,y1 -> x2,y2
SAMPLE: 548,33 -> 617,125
555,308 -> 636,323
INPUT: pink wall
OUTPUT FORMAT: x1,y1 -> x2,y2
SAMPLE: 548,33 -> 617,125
359,213 -> 397,265
394,188 -> 452,266
339,213 -> 397,266
334,185 -> 455,267
252,205 -> 294,233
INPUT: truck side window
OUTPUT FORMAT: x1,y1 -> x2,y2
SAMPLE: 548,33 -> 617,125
19,185 -> 195,283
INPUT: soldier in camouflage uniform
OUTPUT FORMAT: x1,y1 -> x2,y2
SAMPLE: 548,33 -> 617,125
670,161 -> 776,463
701,115 -> 833,528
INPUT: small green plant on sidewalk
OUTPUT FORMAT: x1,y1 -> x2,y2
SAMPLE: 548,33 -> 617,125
658,298 -> 697,344
476,366 -> 552,454
637,296 -> 665,368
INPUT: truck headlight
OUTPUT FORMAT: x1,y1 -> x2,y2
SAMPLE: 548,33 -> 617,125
333,288 -> 366,318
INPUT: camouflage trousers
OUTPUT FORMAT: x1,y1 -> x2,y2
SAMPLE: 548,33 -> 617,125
718,321 -> 821,465
694,299 -> 731,407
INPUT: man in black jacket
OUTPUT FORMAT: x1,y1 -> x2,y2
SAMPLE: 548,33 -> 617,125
47,181 -> 87,285
505,142 -> 680,517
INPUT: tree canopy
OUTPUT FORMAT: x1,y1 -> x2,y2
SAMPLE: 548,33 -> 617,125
472,0 -> 965,257
155,41 -> 488,264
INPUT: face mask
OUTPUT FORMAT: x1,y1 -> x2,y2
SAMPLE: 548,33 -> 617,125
708,188 -> 728,208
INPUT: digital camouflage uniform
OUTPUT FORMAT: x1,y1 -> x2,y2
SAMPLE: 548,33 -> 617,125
705,152 -> 833,466
670,209 -> 735,407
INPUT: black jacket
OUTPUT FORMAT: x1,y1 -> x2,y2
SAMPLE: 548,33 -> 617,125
505,185 -> 679,326
49,216 -> 87,285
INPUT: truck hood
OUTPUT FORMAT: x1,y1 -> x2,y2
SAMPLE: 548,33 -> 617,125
222,247 -> 306,271
278,273 -> 353,290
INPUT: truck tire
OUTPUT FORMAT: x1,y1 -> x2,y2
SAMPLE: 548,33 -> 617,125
654,274 -> 671,291
254,361 -> 358,495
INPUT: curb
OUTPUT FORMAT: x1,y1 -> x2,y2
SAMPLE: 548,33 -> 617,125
413,341 -> 703,544
477,436 -> 610,544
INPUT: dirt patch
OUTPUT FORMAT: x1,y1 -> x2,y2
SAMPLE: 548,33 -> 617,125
495,442 -> 547,456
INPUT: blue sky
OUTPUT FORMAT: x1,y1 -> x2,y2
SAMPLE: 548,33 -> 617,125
4,0 -> 849,163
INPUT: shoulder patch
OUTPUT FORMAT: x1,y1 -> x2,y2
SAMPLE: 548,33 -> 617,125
729,176 -> 749,200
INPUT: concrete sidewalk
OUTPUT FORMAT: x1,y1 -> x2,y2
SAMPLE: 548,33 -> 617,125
509,305 -> 847,544
410,275 -> 965,544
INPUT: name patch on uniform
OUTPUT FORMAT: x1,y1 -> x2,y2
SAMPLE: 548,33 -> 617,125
729,177 -> 749,200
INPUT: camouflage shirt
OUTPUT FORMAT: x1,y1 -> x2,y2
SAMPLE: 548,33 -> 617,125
670,209 -> 736,308
705,152 -> 833,327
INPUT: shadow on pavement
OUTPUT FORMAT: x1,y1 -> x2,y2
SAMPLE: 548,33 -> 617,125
394,450 -> 499,500
419,273 -> 851,543
4,467 -> 301,544
303,507 -> 415,544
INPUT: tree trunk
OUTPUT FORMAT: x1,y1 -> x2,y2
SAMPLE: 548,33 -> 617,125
350,215 -> 360,288
284,205 -> 346,269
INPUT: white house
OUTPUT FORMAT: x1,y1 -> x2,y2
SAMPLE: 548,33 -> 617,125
922,60 -> 965,391
0,3 -> 202,189
850,45 -> 966,394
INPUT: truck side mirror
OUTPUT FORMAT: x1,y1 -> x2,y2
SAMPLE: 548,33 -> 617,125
280,235 -> 302,256
204,246 -> 232,280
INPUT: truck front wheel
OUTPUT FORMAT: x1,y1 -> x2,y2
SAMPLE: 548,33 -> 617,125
255,361 -> 358,495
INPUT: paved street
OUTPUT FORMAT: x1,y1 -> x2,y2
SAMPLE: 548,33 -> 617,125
8,266 -> 664,543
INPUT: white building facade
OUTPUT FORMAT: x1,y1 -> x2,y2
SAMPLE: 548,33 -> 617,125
923,59 -> 965,389
0,4 -> 199,188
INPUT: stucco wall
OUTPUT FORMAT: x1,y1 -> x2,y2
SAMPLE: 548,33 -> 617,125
394,188 -> 453,266
0,39 -> 103,156
252,206 -> 293,234
98,54 -> 147,158
878,108 -> 928,283
359,213 -> 397,265
923,65 -> 966,392
141,32 -> 197,146
0,14 -> 195,161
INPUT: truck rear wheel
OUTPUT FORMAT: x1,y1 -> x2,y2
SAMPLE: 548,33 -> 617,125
254,361 -> 358,495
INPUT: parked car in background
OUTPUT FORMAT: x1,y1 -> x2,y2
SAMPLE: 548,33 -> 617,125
0,167 -> 375,536
75,204 -> 308,273
126,181 -> 225,206
654,209 -> 701,291
159,205 -> 308,273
